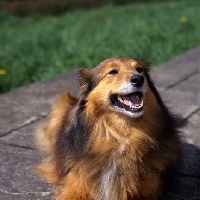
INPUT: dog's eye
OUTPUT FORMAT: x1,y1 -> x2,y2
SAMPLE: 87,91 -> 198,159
108,69 -> 118,75
136,67 -> 143,73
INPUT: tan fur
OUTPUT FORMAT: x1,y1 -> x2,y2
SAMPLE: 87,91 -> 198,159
36,91 -> 77,182
36,58 -> 180,200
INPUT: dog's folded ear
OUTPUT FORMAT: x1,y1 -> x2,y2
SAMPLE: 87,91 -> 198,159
77,68 -> 93,96
137,60 -> 150,72
78,68 -> 92,86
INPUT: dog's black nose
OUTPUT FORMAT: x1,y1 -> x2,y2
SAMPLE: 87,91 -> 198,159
130,74 -> 144,87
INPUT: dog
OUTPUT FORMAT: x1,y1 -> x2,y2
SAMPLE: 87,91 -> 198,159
36,57 -> 180,200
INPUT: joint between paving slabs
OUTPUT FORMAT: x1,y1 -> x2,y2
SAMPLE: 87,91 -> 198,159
0,141 -> 36,151
0,113 -> 48,138
178,106 -> 200,126
0,188 -> 51,196
165,69 -> 199,90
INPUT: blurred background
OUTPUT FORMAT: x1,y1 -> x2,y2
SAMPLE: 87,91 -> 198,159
0,0 -> 199,94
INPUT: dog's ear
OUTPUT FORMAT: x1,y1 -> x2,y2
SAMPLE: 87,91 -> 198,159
78,68 -> 92,86
137,60 -> 150,73
77,68 -> 93,96
137,60 -> 152,82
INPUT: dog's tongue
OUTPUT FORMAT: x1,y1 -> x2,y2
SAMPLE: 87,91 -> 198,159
122,94 -> 141,106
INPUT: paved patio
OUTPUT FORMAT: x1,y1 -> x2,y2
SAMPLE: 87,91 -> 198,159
0,46 -> 200,200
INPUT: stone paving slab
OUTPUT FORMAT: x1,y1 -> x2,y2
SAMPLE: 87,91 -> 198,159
180,142 -> 200,177
0,144 -> 52,200
0,46 -> 200,199
0,120 -> 43,149
180,111 -> 200,148
166,176 -> 200,200
173,73 -> 200,92
0,192 -> 52,200
0,69 -> 79,137
160,90 -> 200,120
151,46 -> 200,90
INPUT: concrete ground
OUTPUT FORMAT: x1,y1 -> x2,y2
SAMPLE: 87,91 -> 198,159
0,46 -> 200,200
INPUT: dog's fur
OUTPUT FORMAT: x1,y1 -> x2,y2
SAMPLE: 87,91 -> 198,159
36,58 -> 180,200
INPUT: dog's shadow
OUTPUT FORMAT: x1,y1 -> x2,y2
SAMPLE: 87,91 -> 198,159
164,116 -> 200,199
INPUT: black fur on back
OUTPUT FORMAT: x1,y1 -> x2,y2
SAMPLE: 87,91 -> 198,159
55,69 -> 96,179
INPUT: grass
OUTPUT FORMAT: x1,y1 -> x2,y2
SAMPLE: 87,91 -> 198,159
0,0 -> 200,94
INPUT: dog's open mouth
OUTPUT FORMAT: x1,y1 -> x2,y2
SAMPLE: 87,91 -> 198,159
110,92 -> 144,115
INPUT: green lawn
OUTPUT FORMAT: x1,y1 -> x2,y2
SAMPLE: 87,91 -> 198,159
0,0 -> 200,94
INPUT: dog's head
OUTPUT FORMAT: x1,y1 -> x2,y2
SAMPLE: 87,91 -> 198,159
78,58 -> 160,118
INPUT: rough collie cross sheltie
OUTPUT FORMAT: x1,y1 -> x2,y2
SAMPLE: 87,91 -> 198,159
36,57 -> 180,200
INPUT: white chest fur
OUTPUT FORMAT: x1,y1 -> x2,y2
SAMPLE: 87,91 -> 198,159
100,155 -> 118,200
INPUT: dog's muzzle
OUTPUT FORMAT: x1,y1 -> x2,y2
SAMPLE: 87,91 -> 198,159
110,74 -> 146,118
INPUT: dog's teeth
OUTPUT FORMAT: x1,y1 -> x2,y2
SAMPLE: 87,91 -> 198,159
118,96 -> 123,103
129,101 -> 132,109
131,104 -> 142,109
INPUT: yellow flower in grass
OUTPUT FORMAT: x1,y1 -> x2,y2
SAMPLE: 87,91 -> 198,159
0,70 -> 6,75
180,16 -> 188,23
